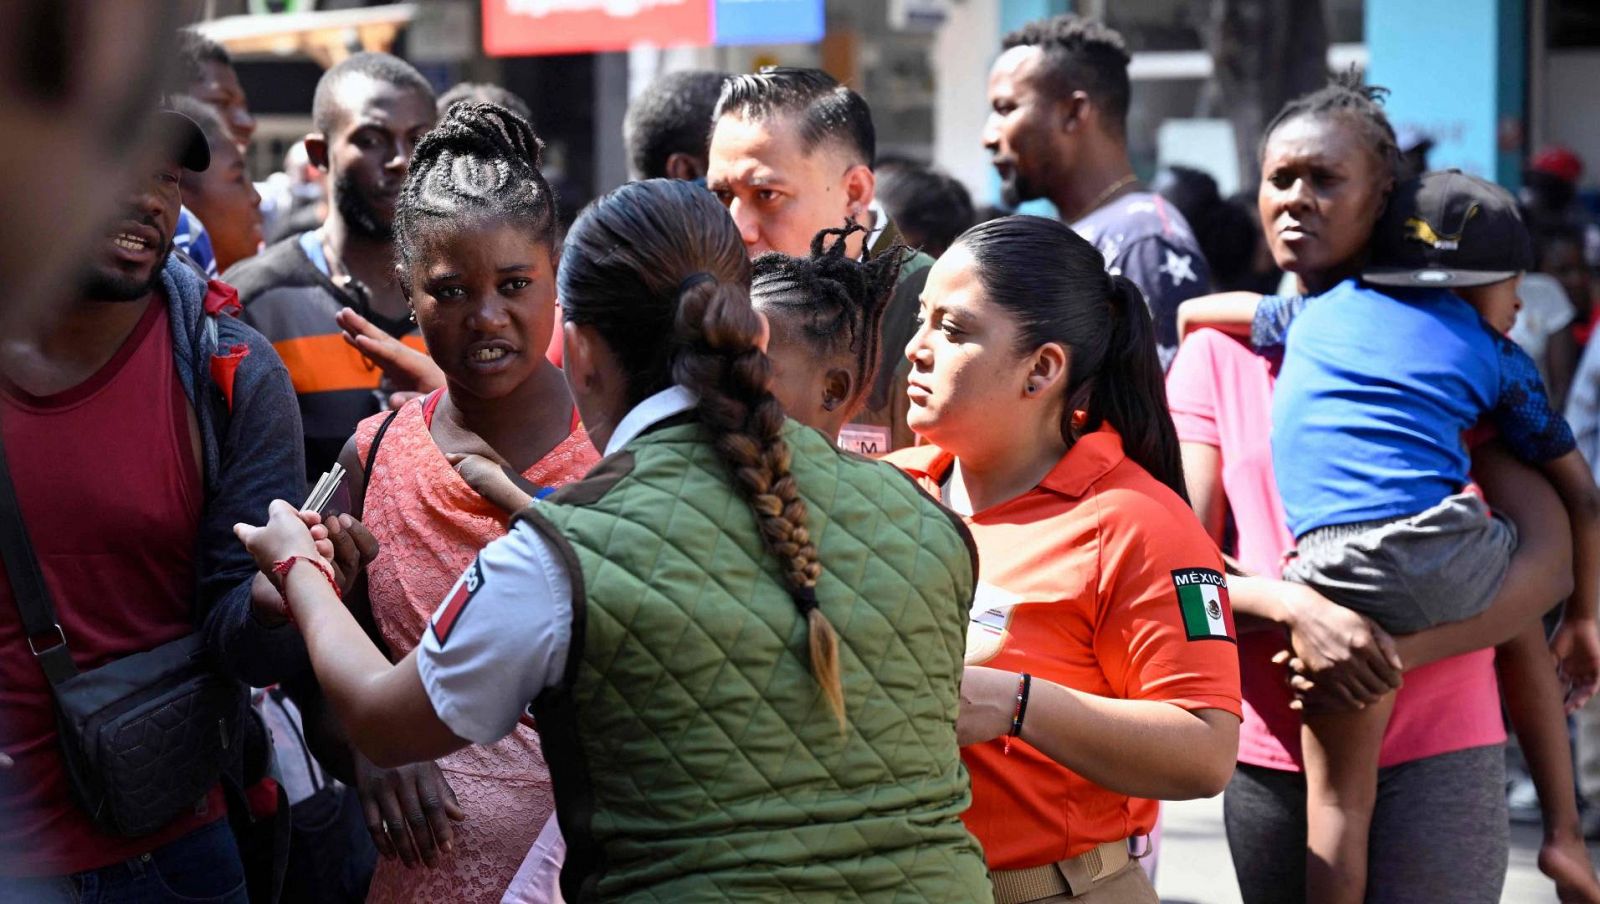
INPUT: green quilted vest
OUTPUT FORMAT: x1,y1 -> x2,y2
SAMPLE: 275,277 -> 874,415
517,417 -> 992,903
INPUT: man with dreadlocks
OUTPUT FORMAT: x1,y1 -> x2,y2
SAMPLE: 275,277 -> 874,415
709,66 -> 933,453
226,53 -> 437,480
753,224 -> 903,452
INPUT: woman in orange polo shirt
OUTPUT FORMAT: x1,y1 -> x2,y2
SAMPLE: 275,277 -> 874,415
889,215 -> 1242,904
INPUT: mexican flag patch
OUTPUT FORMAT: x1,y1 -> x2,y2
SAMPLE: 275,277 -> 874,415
1171,568 -> 1234,642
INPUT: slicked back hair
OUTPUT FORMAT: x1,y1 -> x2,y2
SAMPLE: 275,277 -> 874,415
1001,14 -> 1132,137
1260,69 -> 1400,178
311,52 -> 435,135
560,180 -> 847,728
714,67 -> 875,167
957,216 -> 1187,501
626,69 -> 729,178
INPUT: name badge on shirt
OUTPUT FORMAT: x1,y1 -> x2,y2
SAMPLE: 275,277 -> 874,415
838,424 -> 891,457
966,581 -> 1024,665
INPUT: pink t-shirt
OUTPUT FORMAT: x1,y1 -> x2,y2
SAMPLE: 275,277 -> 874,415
1166,329 -> 1505,770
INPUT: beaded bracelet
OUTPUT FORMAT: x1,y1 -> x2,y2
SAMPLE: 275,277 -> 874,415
270,555 -> 341,625
1004,672 -> 1032,755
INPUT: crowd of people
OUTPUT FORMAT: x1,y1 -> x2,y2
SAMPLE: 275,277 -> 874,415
5,5 -> 1600,903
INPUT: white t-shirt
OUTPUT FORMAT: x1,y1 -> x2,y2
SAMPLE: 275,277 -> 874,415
1511,272 -> 1576,387
415,385 -> 698,746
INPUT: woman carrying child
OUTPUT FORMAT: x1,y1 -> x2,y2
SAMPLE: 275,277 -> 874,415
1172,75 -> 1600,904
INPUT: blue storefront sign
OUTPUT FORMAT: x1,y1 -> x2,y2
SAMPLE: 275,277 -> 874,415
714,0 -> 825,46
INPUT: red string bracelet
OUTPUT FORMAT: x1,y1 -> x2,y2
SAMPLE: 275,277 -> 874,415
1004,672 -> 1032,755
270,555 -> 341,625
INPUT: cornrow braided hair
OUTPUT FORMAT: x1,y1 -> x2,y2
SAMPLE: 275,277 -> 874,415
1260,68 -> 1399,176
751,223 -> 904,406
393,101 -> 558,271
559,180 -> 846,729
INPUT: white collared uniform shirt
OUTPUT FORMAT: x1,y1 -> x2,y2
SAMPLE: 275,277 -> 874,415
416,386 -> 698,745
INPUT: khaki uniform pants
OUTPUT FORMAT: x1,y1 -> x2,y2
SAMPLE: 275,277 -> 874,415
1003,860 -> 1160,904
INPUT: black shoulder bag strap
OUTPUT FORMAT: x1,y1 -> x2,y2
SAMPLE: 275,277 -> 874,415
358,406 -> 402,517
350,406 -> 401,659
0,435 -> 78,686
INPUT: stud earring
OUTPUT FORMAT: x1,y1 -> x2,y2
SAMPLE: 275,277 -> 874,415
408,307 -> 416,323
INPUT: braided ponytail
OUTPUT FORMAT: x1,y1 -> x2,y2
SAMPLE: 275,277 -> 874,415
560,179 -> 847,730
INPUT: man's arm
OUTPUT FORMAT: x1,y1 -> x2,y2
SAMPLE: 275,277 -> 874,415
200,323 -> 312,685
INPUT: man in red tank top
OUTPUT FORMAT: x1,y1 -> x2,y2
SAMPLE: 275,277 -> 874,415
0,108 -> 306,902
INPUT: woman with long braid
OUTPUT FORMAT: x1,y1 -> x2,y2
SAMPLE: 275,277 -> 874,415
236,178 -> 992,902
296,101 -> 597,901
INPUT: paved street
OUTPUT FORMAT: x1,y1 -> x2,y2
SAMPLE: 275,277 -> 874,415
1155,795 -> 1585,903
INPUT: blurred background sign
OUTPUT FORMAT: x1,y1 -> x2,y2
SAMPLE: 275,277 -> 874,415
481,0 -> 825,57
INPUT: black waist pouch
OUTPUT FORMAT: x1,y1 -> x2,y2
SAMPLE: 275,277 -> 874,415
51,632 -> 247,836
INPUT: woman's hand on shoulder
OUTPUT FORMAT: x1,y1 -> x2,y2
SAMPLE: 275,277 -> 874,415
449,452 -> 535,515
1278,582 -> 1403,712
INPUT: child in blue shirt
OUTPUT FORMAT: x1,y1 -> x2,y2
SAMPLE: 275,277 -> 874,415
1179,169 -> 1600,904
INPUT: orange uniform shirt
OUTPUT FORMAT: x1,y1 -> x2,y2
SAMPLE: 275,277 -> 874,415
888,424 -> 1242,869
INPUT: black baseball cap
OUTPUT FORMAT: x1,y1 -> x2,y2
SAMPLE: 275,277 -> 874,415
158,109 -> 210,173
1363,168 -> 1532,288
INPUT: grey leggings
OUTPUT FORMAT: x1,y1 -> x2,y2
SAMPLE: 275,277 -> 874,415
1223,744 -> 1509,904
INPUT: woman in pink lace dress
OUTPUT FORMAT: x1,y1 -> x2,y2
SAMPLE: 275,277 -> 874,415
332,103 -> 596,902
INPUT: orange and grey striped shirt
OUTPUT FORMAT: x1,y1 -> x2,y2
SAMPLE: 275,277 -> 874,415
225,232 -> 426,480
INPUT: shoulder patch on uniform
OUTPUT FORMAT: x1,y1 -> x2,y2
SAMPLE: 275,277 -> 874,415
433,557 -> 484,646
1171,568 -> 1234,642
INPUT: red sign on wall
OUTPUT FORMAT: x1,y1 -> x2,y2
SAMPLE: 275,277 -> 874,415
482,0 -> 713,57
